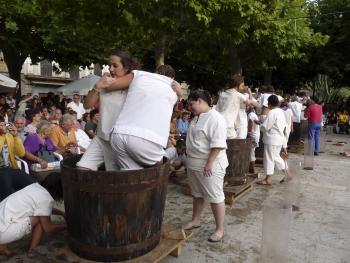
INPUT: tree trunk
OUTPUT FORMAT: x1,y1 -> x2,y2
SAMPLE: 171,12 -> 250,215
155,31 -> 166,69
1,44 -> 27,99
264,70 -> 272,85
228,44 -> 242,75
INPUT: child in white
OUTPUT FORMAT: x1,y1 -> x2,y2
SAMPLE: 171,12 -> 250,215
248,108 -> 260,173
258,95 -> 287,185
281,101 -> 293,148
235,92 -> 250,139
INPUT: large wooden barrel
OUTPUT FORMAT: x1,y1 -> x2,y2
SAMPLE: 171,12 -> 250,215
226,138 -> 252,179
61,155 -> 170,262
301,119 -> 308,139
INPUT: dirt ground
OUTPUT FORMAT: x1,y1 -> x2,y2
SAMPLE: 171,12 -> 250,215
1,133 -> 350,263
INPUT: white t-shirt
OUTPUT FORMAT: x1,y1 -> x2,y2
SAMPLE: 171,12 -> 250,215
0,183 -> 54,232
259,93 -> 283,108
164,146 -> 186,164
215,89 -> 247,139
282,108 -> 293,130
186,109 -> 228,170
67,101 -> 86,120
98,89 -> 127,141
288,101 -> 302,123
261,108 -> 287,146
112,70 -> 177,148
248,112 -> 260,143
236,93 -> 249,129
75,129 -> 91,150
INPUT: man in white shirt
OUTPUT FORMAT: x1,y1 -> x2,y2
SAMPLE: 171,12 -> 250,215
66,94 -> 85,120
288,95 -> 303,144
258,95 -> 287,185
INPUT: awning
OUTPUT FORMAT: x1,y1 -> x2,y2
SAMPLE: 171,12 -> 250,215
0,73 -> 17,93
57,74 -> 100,96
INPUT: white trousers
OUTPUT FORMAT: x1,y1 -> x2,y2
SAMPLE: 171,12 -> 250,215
77,136 -> 119,171
263,144 -> 286,175
250,146 -> 257,162
110,133 -> 165,170
0,217 -> 31,244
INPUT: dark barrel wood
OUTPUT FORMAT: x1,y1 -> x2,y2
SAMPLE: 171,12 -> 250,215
226,138 -> 252,184
301,119 -> 308,139
61,155 -> 170,262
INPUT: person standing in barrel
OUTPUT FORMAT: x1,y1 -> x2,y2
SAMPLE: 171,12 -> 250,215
77,51 -> 139,171
183,89 -> 228,243
94,65 -> 182,170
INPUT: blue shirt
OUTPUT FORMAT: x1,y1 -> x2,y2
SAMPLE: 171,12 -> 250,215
176,119 -> 189,136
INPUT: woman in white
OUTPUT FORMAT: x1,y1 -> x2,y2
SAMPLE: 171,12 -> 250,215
258,95 -> 288,185
184,89 -> 228,243
0,174 -> 65,257
247,107 -> 261,173
94,65 -> 181,170
77,51 -> 138,171
216,75 -> 254,139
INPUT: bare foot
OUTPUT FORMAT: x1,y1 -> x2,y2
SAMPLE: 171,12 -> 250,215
27,249 -> 36,258
0,245 -> 13,257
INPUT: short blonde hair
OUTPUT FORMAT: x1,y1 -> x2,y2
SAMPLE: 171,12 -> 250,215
37,120 -> 51,133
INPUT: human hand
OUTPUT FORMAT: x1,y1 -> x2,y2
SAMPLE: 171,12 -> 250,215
281,148 -> 288,159
94,76 -> 114,90
7,123 -> 17,136
203,161 -> 213,177
171,81 -> 182,100
38,159 -> 48,169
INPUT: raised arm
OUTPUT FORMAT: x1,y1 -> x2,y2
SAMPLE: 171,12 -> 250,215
95,73 -> 133,92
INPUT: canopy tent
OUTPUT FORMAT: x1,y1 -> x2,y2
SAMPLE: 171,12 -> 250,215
0,74 -> 17,93
57,74 -> 100,96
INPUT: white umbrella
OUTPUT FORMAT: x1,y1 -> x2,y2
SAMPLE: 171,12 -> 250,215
57,74 -> 100,96
0,74 -> 17,93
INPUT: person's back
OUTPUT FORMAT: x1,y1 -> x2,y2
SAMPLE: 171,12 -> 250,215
305,103 -> 322,123
261,108 -> 286,146
113,70 -> 177,148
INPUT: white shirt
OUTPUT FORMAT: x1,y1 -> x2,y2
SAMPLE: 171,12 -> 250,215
259,93 -> 283,108
282,108 -> 293,130
186,109 -> 228,170
215,89 -> 247,138
112,70 -> 177,148
288,101 -> 302,123
165,146 -> 186,164
248,112 -> 260,143
98,89 -> 127,141
236,93 -> 249,128
75,129 -> 91,150
261,108 -> 286,146
0,183 -> 54,232
67,101 -> 86,120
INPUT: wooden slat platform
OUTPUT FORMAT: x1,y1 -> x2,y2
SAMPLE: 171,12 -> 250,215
170,171 -> 258,205
44,224 -> 192,263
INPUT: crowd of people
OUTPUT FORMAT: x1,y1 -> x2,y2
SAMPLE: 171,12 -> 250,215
0,49 -> 347,257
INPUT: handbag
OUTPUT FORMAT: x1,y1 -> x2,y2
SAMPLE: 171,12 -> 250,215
37,144 -> 56,163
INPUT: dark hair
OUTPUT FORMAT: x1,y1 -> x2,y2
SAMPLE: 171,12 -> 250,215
28,108 -> 42,122
109,50 -> 140,73
259,85 -> 267,94
156,65 -> 176,79
182,111 -> 190,117
228,74 -> 244,89
89,109 -> 99,119
267,94 -> 279,107
267,85 -> 275,93
188,89 -> 212,106
175,139 -> 186,148
40,172 -> 63,201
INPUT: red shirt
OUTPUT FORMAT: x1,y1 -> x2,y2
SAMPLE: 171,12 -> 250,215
304,104 -> 323,123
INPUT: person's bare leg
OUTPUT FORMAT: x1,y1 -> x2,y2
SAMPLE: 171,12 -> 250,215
27,223 -> 43,257
39,216 -> 66,233
184,197 -> 205,228
210,202 -> 225,237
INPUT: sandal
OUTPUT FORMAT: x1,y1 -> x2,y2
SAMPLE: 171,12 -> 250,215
208,233 -> 224,242
183,222 -> 201,230
257,180 -> 272,186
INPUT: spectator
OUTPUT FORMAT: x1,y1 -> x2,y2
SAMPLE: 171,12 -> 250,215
66,94 -> 85,120
26,108 -> 42,134
50,108 -> 63,126
23,120 -> 59,169
338,110 -> 349,134
304,99 -> 323,155
14,116 -> 29,143
84,109 -> 99,139
165,139 -> 186,172
281,101 -> 293,148
5,94 -> 16,110
17,94 -> 33,118
42,106 -> 51,121
288,95 -> 303,143
49,113 -> 77,151
73,120 -> 91,152
176,111 -> 190,137
80,112 -> 90,130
